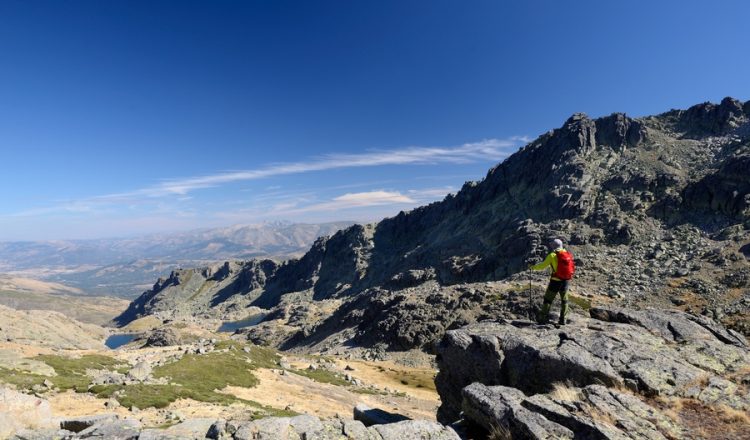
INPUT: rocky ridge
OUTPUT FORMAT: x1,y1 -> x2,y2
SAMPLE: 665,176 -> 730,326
116,97 -> 750,351
435,307 -> 749,439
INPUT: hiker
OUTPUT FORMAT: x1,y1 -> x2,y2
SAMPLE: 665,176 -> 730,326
528,238 -> 575,325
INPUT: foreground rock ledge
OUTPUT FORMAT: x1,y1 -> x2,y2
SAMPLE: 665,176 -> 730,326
8,413 -> 460,440
435,307 -> 750,438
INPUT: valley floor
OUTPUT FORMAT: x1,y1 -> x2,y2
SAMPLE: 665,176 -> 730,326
0,334 -> 440,434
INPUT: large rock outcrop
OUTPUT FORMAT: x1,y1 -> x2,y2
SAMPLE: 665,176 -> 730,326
0,387 -> 56,439
435,307 -> 750,439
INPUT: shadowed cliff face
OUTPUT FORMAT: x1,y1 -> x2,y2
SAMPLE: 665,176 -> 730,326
116,97 -> 750,345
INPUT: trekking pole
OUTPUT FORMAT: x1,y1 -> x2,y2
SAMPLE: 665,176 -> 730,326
528,270 -> 533,321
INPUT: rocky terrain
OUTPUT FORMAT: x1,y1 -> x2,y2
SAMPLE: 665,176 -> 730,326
2,305 -> 747,439
117,97 -> 750,349
3,98 -> 750,439
0,318 -> 451,439
435,306 -> 750,439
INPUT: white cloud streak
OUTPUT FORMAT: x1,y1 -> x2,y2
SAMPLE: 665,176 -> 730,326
93,138 -> 521,201
260,190 -> 416,216
210,187 -> 454,223
2,137 -> 525,220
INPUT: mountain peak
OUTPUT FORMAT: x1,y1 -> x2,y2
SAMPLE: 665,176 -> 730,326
678,96 -> 749,136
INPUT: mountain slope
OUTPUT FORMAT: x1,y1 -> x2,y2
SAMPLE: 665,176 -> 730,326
116,98 -> 750,345
0,275 -> 129,325
0,304 -> 107,350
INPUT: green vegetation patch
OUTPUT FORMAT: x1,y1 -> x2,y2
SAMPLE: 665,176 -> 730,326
0,367 -> 46,389
291,368 -> 349,386
569,295 -> 592,311
1,354 -> 123,393
91,384 -> 184,409
154,351 -> 260,390
392,372 -> 436,391
351,387 -> 386,395
92,343 -> 281,410
33,354 -> 123,392
35,354 -> 121,374
214,342 -> 280,369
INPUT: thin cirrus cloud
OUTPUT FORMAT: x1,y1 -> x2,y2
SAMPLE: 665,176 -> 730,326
277,190 -> 418,215
275,187 -> 460,215
214,189 -> 443,222
94,137 -> 526,201
4,137 -> 525,219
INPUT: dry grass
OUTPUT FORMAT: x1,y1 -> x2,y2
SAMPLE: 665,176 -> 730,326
680,400 -> 750,439
716,404 -> 750,425
653,395 -> 684,422
667,279 -> 685,288
727,364 -> 750,382
686,374 -> 711,389
652,397 -> 750,439
584,404 -> 617,427
549,381 -> 581,402
488,424 -> 512,440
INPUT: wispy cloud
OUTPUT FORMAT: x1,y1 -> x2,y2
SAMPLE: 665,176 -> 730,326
2,137 -> 525,220
94,138 -> 522,200
321,190 -> 416,208
218,190 -> 419,219
407,187 -> 456,199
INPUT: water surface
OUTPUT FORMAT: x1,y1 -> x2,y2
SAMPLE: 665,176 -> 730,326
218,313 -> 267,332
105,333 -> 137,349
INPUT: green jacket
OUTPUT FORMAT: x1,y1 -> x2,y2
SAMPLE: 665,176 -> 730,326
529,247 -> 566,281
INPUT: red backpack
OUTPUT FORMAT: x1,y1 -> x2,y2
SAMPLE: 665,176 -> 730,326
553,250 -> 575,280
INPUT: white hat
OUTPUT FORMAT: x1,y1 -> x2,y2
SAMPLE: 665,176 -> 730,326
550,239 -> 563,249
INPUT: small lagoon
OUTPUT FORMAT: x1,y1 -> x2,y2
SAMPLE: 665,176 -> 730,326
105,333 -> 138,349
218,313 -> 267,332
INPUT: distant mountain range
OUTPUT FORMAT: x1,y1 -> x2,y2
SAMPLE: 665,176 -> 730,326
0,221 -> 353,297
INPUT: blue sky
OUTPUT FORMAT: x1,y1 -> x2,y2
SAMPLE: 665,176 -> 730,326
0,0 -> 748,240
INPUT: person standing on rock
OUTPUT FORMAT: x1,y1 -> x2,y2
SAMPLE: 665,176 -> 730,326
528,238 -> 575,325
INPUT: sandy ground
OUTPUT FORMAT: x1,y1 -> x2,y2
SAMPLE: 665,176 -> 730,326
48,391 -> 131,419
224,367 -> 438,421
46,392 -> 259,428
0,342 -> 59,358
330,359 -> 438,402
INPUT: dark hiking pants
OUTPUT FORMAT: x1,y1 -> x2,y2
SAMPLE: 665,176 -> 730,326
537,279 -> 569,325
